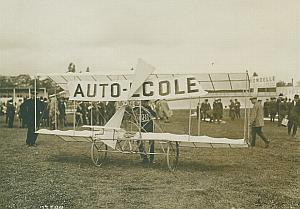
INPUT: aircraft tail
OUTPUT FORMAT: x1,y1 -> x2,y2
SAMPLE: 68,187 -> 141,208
95,106 -> 126,150
105,105 -> 125,128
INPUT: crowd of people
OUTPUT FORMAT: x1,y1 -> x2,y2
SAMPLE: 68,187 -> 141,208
262,93 -> 300,138
1,93 -> 299,151
196,98 -> 241,123
263,93 -> 293,126
0,98 -> 121,130
0,97 -> 173,130
249,93 -> 300,148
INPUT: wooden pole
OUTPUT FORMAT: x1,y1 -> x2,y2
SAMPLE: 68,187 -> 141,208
73,100 -> 76,132
188,98 -> 192,140
197,97 -> 201,136
34,77 -> 37,132
139,100 -> 142,138
243,89 -> 247,141
73,75 -> 76,132
54,88 -> 57,130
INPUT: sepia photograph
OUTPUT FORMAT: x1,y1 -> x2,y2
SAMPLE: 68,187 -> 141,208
0,0 -> 299,208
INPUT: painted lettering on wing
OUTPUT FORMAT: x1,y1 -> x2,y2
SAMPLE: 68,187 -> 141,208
68,76 -> 204,101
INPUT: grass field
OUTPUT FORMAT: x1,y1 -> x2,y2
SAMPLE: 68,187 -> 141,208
0,110 -> 299,209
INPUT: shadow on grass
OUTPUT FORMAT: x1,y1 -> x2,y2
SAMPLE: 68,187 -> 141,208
46,152 -> 240,174
177,160 -> 242,172
46,152 -> 177,173
47,154 -> 92,167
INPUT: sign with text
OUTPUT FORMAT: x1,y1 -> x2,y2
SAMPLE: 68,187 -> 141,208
250,76 -> 276,88
67,76 -> 207,101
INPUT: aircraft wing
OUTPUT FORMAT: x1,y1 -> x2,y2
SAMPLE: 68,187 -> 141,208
36,129 -> 94,142
36,106 -> 126,149
129,132 -> 248,148
82,125 -> 122,131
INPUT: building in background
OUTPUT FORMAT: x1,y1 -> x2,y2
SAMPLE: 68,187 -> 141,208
0,87 -> 47,105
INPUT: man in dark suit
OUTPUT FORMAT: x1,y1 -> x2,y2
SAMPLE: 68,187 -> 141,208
234,99 -> 241,119
23,94 -> 42,146
263,99 -> 270,118
6,100 -> 15,128
287,94 -> 300,138
269,97 -> 277,122
278,97 -> 288,127
199,99 -> 211,121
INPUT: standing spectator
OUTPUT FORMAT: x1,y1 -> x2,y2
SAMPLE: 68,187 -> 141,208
234,99 -> 241,119
92,102 -> 99,125
155,100 -> 172,123
212,99 -> 218,122
97,102 -> 106,126
287,94 -> 300,138
287,98 -> 293,115
19,98 -> 27,128
58,97 -> 67,128
229,99 -> 235,121
249,97 -> 270,148
68,62 -> 76,73
41,98 -> 50,127
269,97 -> 277,122
23,94 -> 43,146
213,99 -> 223,123
196,101 -> 201,120
160,99 -> 172,123
80,102 -> 88,125
218,99 -> 224,120
6,100 -> 15,128
263,99 -> 270,118
75,102 -> 83,125
287,98 -> 293,108
276,93 -> 284,122
87,102 -> 98,125
199,99 -> 211,121
4,102 -> 8,124
49,97 -> 58,130
278,97 -> 288,127
16,99 -> 23,128
136,100 -> 156,164
155,100 -> 164,121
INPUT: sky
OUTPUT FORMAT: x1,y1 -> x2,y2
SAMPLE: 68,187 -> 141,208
0,0 -> 299,82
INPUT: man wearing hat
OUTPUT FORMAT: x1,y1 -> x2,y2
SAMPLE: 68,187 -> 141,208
287,94 -> 300,138
199,99 -> 211,121
6,99 -> 15,128
22,91 -> 43,146
249,96 -> 270,148
136,100 -> 156,164
269,97 -> 277,122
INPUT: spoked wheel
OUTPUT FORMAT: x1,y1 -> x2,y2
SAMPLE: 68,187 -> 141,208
91,141 -> 108,167
166,141 -> 179,172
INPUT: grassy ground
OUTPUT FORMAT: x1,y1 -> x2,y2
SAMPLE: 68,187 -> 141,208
0,110 -> 299,209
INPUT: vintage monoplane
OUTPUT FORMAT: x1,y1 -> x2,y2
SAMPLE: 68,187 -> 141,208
36,59 -> 250,171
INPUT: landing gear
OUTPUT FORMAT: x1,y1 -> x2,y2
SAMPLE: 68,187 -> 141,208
91,141 -> 108,167
166,141 -> 179,171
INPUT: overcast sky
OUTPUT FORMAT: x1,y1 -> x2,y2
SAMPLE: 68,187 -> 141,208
0,0 -> 299,81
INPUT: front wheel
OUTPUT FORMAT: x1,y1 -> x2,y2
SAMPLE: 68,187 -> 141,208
91,141 -> 108,167
166,142 -> 179,172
